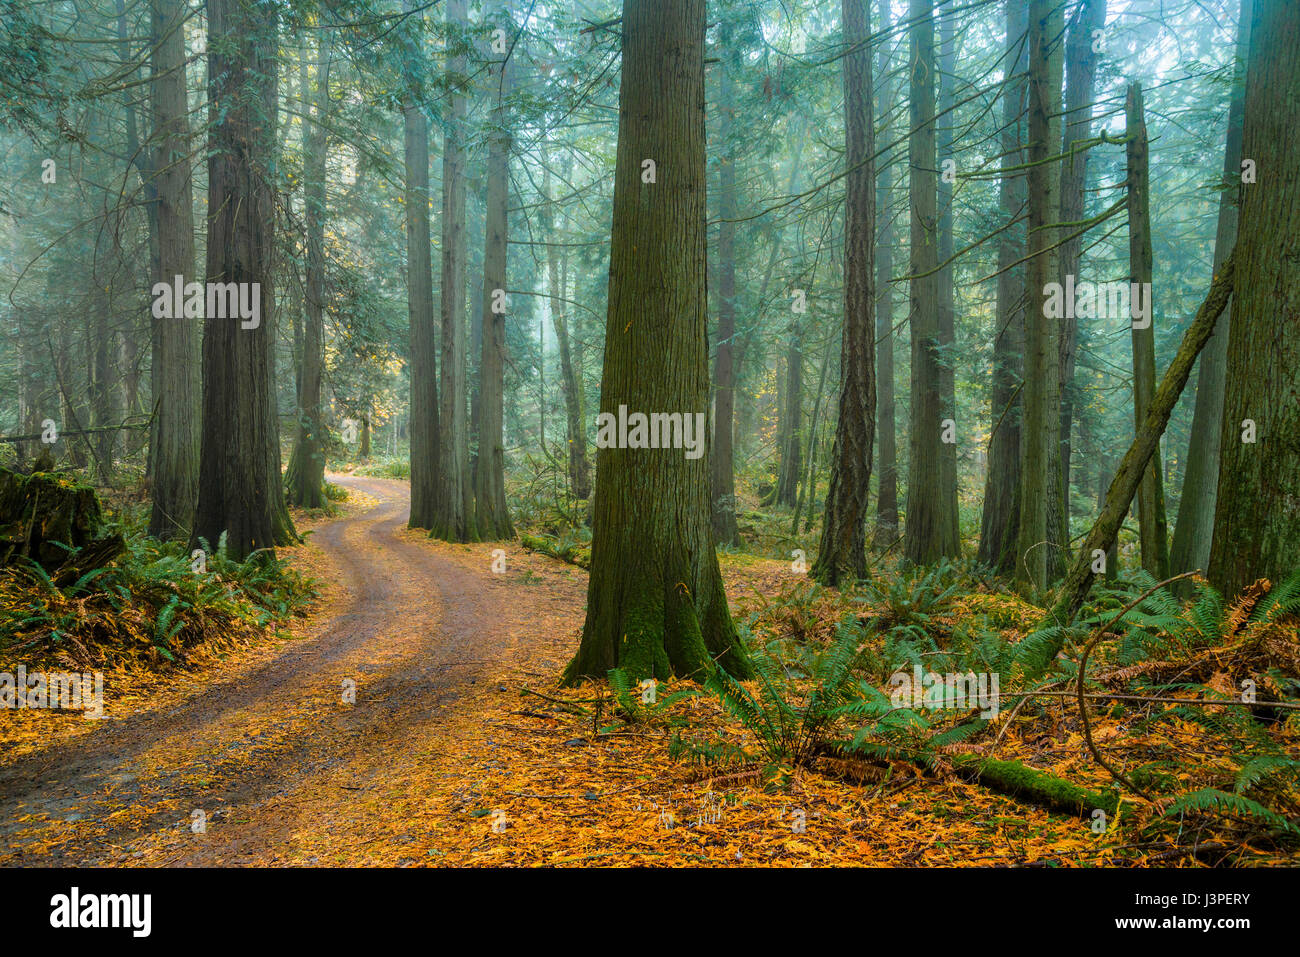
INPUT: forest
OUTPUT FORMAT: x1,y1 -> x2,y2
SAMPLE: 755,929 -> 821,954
0,0 -> 1298,877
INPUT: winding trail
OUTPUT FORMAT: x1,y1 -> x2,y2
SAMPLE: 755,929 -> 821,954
0,476 -> 587,866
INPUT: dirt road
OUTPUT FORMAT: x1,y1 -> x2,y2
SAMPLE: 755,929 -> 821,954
0,476 -> 587,866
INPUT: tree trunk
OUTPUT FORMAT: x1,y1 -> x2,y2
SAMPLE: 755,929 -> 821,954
432,0 -> 473,542
709,21 -> 741,547
1015,0 -> 1064,590
872,0 -> 899,547
564,0 -> 749,684
1126,83 -> 1170,580
146,0 -> 199,539
1170,0 -> 1250,580
193,0 -> 296,561
404,0 -> 440,531
814,0 -> 876,586
285,30 -> 332,509
903,0 -> 960,565
542,150 -> 591,500
977,0 -> 1027,574
474,20 -> 514,541
775,325 -> 802,508
1209,0 -> 1300,598
1056,0 -> 1106,533
935,6 -> 960,550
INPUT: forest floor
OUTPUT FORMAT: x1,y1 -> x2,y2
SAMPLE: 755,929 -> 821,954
0,476 -> 1292,866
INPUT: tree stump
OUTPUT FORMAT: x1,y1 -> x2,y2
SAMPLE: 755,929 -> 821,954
0,467 -> 126,577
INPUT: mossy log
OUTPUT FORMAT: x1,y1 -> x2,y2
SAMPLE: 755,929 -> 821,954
0,467 -> 125,575
950,754 -> 1119,817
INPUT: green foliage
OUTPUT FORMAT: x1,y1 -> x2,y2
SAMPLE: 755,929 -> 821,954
865,558 -> 965,635
354,455 -> 410,480
1162,788 -> 1299,836
0,523 -> 315,671
605,666 -> 700,725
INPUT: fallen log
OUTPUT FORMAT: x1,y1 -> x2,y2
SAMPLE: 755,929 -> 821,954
949,754 -> 1120,818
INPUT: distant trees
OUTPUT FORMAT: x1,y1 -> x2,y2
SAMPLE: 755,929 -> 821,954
285,30 -> 332,510
1171,0 -> 1250,580
710,17 -> 741,549
1125,83 -> 1170,579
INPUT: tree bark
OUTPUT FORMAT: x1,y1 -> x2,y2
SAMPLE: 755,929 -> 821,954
1014,0 -> 1064,590
474,19 -> 514,541
935,5 -> 960,550
872,0 -> 898,547
564,0 -> 749,684
1209,0 -> 1300,598
193,0 -> 296,561
403,0 -> 440,531
977,0 -> 1027,574
814,0 -> 876,586
146,0 -> 199,539
433,0 -> 473,541
903,0 -> 960,565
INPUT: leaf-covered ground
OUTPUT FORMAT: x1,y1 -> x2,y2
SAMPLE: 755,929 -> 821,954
1,476 -> 1296,866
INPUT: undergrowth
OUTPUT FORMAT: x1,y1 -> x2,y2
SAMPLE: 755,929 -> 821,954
0,528 -> 316,673
641,562 -> 1300,862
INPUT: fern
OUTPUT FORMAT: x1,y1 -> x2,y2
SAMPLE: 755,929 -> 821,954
1163,788 -> 1298,835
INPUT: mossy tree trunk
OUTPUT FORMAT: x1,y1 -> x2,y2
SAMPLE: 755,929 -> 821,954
904,0 -> 960,566
814,0 -> 876,586
1209,0 -> 1300,597
564,0 -> 750,685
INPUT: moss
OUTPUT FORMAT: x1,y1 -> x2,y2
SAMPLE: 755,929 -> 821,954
952,755 -> 1120,817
